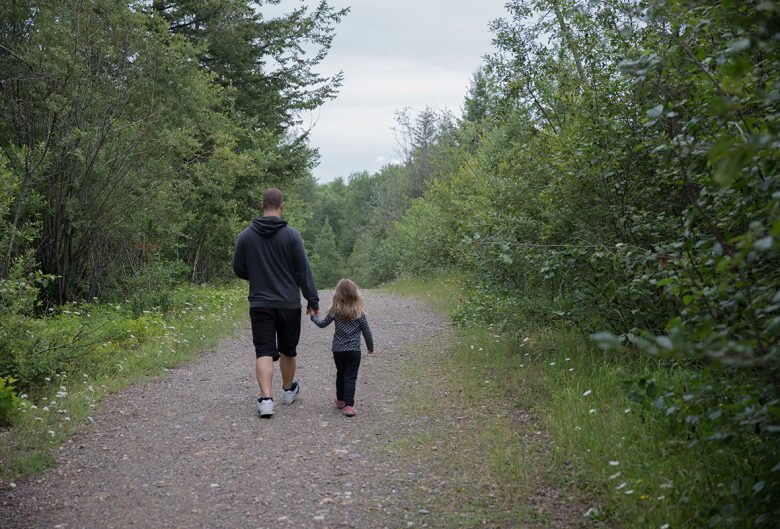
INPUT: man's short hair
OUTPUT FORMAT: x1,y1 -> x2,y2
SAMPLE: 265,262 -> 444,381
262,187 -> 283,211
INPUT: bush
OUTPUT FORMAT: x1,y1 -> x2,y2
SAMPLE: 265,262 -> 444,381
0,376 -> 20,426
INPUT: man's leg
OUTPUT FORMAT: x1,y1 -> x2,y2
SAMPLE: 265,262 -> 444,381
256,356 -> 273,398
250,308 -> 277,399
277,308 -> 302,392
279,354 -> 296,391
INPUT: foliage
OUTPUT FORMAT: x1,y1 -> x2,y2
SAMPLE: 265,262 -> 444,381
0,0 -> 344,304
0,376 -> 21,426
356,0 -> 780,526
1,282 -> 245,477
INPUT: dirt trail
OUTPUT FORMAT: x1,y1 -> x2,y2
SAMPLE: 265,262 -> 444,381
1,291 -> 453,529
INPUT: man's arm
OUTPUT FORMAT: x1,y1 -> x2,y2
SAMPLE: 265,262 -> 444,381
290,231 -> 319,312
232,233 -> 249,280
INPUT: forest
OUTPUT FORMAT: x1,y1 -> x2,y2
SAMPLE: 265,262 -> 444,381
1,0 -> 779,526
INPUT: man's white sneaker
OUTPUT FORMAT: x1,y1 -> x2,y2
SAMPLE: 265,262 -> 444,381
282,381 -> 300,404
257,398 -> 274,418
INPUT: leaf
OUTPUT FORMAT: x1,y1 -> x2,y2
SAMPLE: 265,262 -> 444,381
646,104 -> 664,119
725,38 -> 751,55
591,332 -> 621,349
753,236 -> 773,251
714,156 -> 741,187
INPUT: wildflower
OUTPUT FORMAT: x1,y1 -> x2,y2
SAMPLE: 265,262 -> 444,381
615,482 -> 627,490
625,490 -> 634,495
640,495 -> 649,500
609,472 -> 621,480
589,408 -> 597,414
583,390 -> 592,397
624,408 -> 632,414
609,460 -> 620,466
550,362 -> 556,366
42,406 -> 49,412
569,368 -> 575,372
660,525 -> 670,529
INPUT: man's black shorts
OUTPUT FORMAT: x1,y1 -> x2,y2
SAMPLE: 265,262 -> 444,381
249,307 -> 301,359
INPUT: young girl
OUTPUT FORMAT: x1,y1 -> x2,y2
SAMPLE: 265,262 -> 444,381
311,279 -> 374,417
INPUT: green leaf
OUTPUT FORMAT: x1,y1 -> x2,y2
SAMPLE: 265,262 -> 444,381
725,38 -> 751,55
765,317 -> 780,338
646,104 -> 664,119
591,332 -> 621,349
754,236 -> 773,251
714,156 -> 741,187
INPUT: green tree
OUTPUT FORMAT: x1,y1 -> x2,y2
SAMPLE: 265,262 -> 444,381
310,218 -> 343,288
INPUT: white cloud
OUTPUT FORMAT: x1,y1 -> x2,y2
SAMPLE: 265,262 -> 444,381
267,0 -> 508,182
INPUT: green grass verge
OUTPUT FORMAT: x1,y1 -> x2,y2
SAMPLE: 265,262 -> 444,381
382,275 -> 776,528
381,276 -> 581,527
0,282 -> 246,479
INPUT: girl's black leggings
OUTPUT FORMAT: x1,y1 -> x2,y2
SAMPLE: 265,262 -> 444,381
333,350 -> 361,406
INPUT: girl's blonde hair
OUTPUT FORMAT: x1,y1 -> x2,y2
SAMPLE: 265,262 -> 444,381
331,278 -> 363,321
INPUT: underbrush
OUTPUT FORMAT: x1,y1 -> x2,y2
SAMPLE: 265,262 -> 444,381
387,275 -> 779,528
0,282 -> 245,479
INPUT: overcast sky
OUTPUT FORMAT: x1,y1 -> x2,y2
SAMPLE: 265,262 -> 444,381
267,1 -> 508,183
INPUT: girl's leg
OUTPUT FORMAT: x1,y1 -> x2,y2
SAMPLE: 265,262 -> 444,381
341,350 -> 362,407
333,351 -> 346,401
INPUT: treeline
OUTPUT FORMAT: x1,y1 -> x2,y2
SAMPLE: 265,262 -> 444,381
0,1 -> 345,397
0,0 -> 345,310
300,0 -> 779,524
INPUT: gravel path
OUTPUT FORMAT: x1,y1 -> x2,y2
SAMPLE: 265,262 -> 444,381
0,291 -> 452,529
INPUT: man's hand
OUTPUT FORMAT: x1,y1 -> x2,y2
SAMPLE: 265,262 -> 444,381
306,306 -> 320,317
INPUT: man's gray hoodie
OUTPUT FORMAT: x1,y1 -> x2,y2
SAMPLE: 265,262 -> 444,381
232,216 -> 319,311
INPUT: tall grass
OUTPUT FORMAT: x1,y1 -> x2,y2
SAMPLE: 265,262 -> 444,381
385,276 -> 776,528
1,282 -> 246,478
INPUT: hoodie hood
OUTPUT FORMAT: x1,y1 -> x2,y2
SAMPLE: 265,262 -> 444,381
250,216 -> 288,237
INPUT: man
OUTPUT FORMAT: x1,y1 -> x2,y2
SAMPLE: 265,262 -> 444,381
233,187 -> 319,418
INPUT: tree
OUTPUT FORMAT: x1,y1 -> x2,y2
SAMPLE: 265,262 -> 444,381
310,218 -> 343,288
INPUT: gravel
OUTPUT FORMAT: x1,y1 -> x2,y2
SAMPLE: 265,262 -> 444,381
0,290 -> 452,529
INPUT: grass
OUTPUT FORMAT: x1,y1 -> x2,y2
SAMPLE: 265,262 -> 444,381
0,282 -> 246,480
380,275 -> 581,527
382,275 -> 777,528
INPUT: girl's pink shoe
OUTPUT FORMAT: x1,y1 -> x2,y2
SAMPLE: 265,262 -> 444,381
334,395 -> 346,409
343,405 -> 356,417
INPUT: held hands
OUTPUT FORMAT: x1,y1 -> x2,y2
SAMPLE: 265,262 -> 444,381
306,306 -> 320,317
